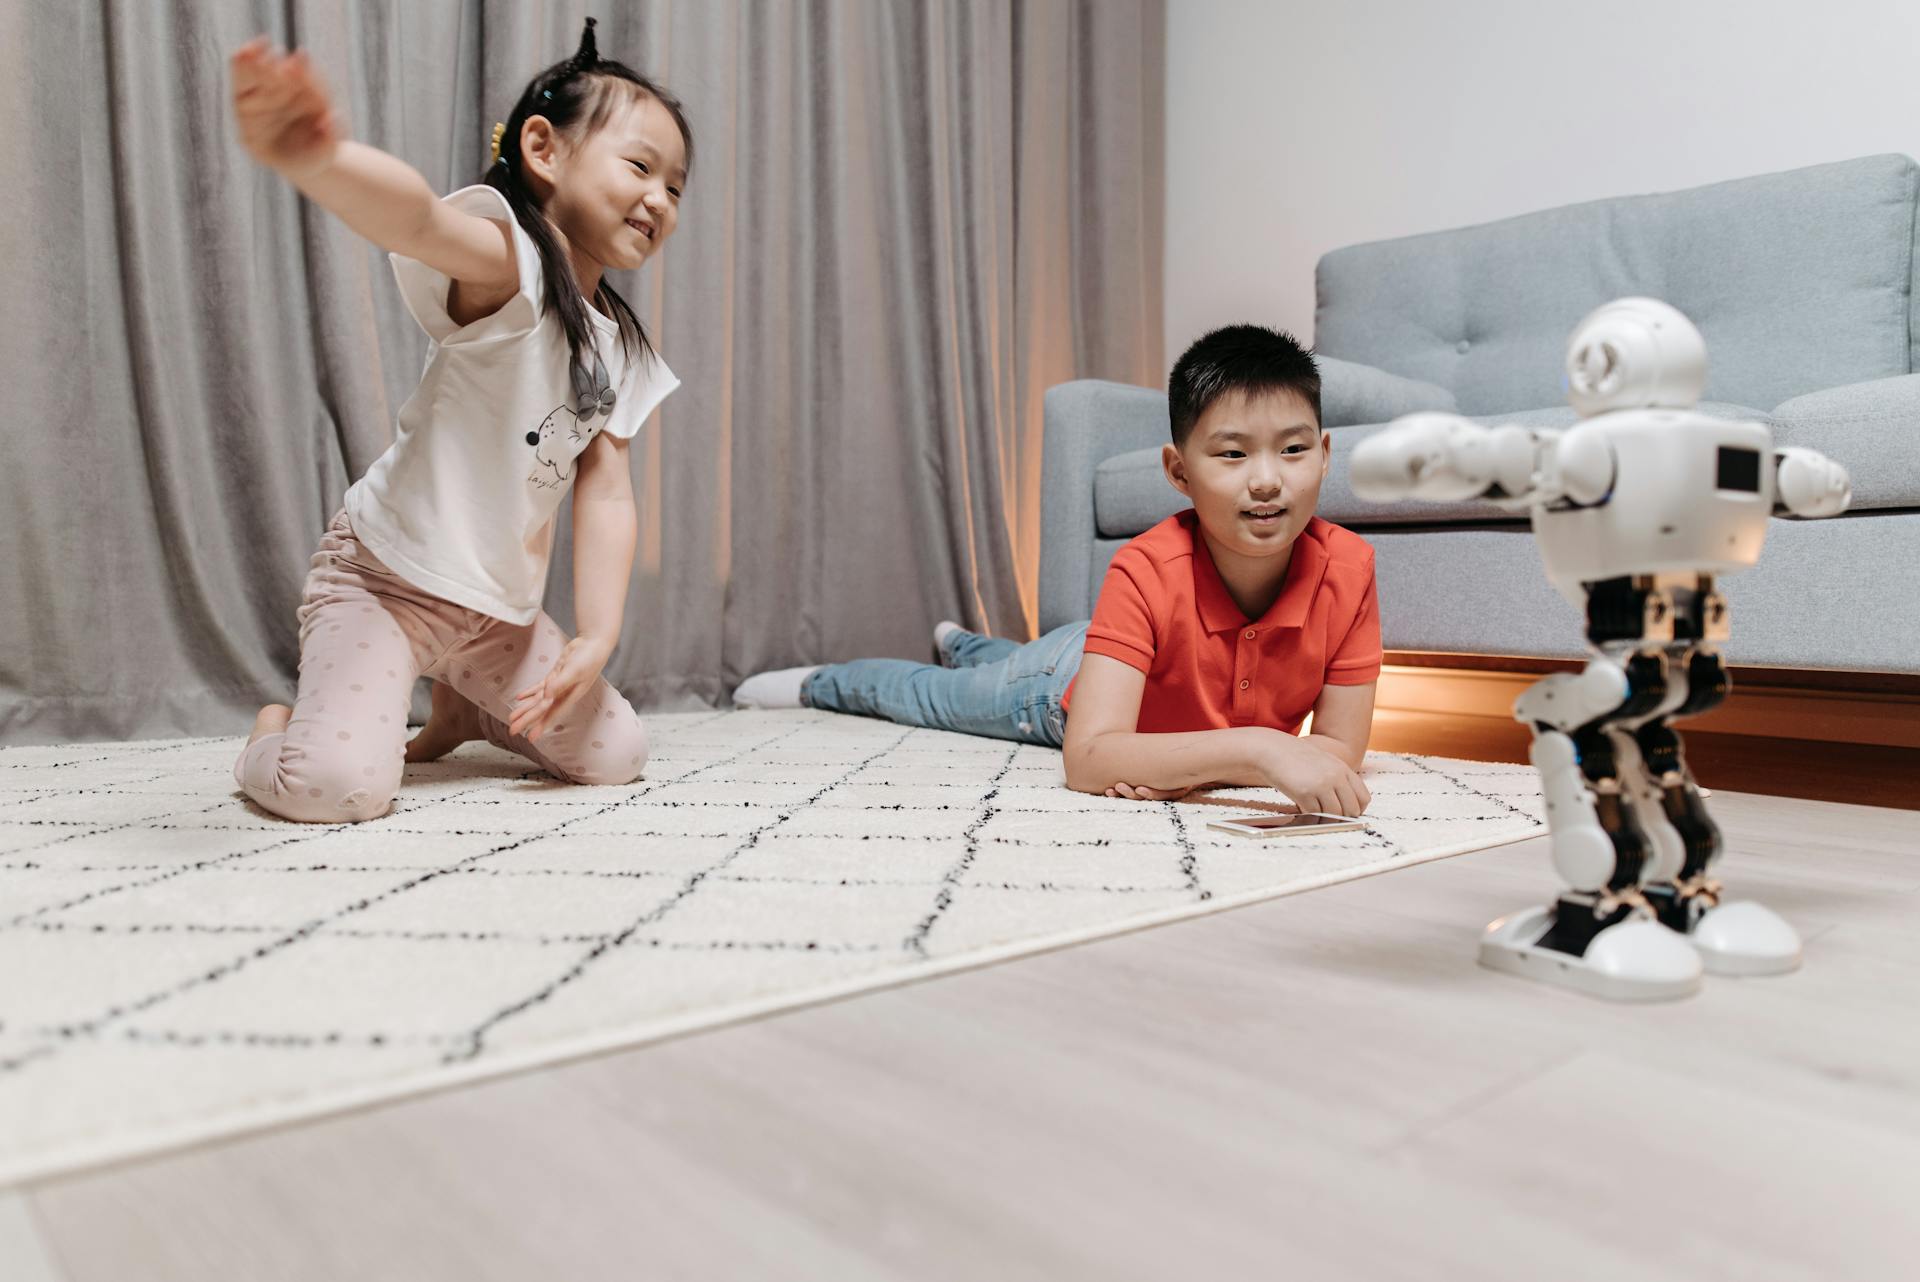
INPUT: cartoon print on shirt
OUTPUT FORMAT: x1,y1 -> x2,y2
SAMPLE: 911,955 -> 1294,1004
525,406 -> 594,488
526,352 -> 620,490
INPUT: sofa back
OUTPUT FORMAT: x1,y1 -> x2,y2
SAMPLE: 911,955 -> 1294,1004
1313,154 -> 1920,416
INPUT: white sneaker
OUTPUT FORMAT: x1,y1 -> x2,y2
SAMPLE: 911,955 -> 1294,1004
732,666 -> 823,710
933,620 -> 964,666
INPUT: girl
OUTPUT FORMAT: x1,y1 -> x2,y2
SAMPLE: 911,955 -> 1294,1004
229,19 -> 690,822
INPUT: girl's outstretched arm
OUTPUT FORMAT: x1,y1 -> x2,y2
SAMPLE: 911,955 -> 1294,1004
230,37 -> 516,295
508,432 -> 637,743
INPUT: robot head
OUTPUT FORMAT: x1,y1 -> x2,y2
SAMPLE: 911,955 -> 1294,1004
1563,297 -> 1707,416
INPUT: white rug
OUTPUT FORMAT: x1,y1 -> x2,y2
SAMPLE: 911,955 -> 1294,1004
0,709 -> 1546,1186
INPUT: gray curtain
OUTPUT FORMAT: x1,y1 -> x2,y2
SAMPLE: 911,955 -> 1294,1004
0,0 -> 1164,744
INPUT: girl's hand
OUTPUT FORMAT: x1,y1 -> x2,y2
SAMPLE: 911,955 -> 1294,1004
231,37 -> 343,181
1104,782 -> 1196,802
510,636 -> 616,744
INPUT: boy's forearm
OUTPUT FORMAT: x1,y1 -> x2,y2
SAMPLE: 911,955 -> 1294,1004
1302,732 -> 1367,771
571,494 -> 637,647
1065,727 -> 1281,795
286,141 -> 443,258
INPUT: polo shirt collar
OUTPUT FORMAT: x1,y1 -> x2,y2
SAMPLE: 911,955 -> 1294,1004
1186,512 -> 1330,634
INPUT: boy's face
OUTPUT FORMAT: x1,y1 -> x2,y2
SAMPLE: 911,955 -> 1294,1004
1162,389 -> 1329,563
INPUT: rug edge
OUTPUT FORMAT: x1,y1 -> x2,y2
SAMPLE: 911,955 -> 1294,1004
0,823 -> 1541,1191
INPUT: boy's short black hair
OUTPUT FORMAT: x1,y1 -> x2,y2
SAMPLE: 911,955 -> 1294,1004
1167,324 -> 1321,447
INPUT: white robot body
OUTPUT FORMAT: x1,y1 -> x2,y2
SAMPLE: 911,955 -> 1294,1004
1530,412 -> 1775,608
1346,297 -> 1850,1000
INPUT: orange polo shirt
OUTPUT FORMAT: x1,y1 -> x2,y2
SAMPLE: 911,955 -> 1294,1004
1069,511 -> 1381,734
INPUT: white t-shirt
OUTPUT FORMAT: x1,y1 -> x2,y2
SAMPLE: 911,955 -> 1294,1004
344,184 -> 679,624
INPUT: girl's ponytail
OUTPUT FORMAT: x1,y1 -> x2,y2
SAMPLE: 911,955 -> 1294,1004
573,16 -> 599,68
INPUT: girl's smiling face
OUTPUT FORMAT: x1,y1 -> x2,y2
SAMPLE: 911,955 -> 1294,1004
525,89 -> 687,275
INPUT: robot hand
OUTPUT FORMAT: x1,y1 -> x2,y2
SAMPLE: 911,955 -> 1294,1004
1773,447 -> 1851,518
1348,413 -> 1540,504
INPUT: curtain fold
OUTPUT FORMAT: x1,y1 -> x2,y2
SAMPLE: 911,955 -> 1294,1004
1,0 -> 1164,744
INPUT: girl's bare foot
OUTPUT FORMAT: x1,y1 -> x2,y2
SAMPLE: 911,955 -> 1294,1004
404,682 -> 484,762
248,704 -> 292,747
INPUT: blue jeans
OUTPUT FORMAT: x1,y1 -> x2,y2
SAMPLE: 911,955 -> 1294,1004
802,623 -> 1088,748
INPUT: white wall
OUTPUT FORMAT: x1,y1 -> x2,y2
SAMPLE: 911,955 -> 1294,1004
1165,0 -> 1920,368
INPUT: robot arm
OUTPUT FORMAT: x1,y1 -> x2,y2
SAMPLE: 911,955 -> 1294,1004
1348,412 -> 1614,508
1772,446 -> 1851,518
1347,413 -> 1538,504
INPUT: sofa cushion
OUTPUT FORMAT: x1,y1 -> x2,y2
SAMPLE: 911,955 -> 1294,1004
1094,449 -> 1186,538
1314,154 -> 1920,417
1770,374 -> 1920,510
1316,356 -> 1456,428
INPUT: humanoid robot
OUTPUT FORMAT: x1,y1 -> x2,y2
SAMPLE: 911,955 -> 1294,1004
1350,298 -> 1852,1000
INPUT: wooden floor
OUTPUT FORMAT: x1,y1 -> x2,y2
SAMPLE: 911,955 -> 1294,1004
7,786 -> 1914,1281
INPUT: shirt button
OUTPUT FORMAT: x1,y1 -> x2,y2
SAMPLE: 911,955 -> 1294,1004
1239,679 -> 1251,690
1244,629 -> 1256,640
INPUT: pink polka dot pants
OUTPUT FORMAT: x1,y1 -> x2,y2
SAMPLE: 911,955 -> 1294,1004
233,511 -> 648,822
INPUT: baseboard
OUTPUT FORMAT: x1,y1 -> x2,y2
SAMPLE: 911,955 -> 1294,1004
1375,661 -> 1920,750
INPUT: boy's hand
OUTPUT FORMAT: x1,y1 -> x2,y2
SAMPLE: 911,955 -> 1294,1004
1104,782 -> 1196,802
231,37 -> 344,181
510,635 -> 615,744
1263,734 -> 1371,817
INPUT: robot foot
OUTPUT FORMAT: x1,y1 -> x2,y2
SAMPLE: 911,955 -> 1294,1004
1479,898 -> 1701,1001
1644,884 -> 1802,976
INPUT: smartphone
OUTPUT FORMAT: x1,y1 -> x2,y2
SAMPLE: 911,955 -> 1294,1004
1205,812 -> 1367,838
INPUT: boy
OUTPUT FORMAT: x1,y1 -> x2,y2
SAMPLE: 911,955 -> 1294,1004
734,325 -> 1380,815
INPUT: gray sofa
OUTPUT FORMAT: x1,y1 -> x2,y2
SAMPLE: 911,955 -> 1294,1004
1040,154 -> 1920,673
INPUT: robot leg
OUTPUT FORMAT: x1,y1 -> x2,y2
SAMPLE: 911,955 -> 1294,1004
1478,666 -> 1701,1001
1605,649 -> 1689,886
1606,726 -> 1687,884
1634,649 -> 1801,975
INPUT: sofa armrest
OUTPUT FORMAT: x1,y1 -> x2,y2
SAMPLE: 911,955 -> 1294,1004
1770,374 -> 1920,510
1315,355 -> 1457,428
1039,380 -> 1169,632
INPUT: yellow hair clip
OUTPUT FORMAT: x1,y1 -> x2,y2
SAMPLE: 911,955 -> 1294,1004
489,121 -> 507,166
